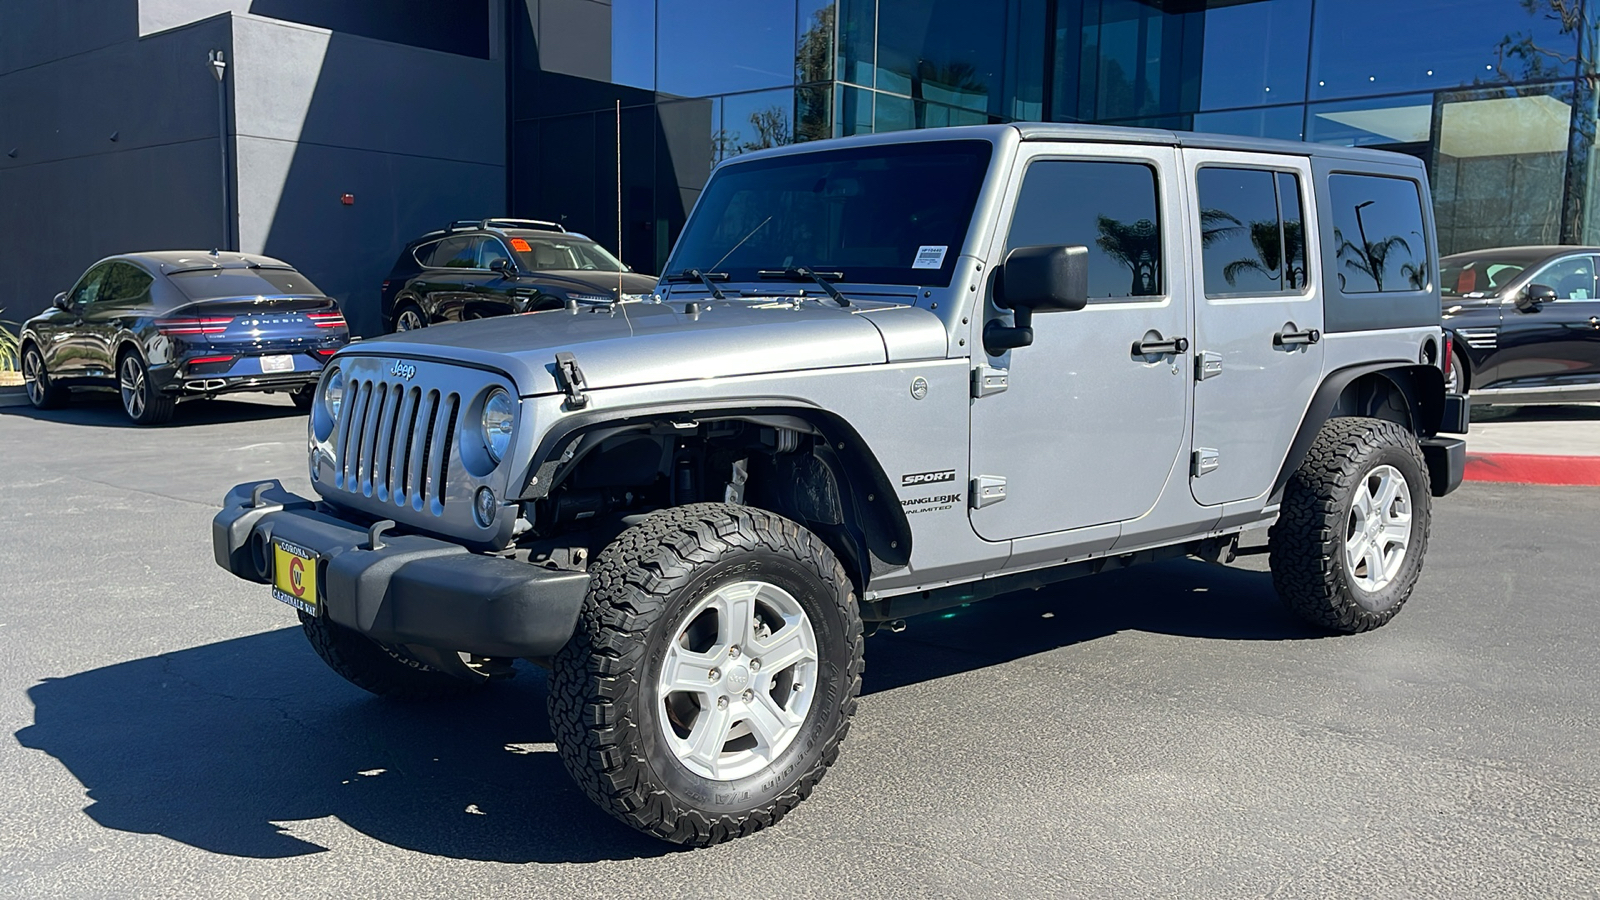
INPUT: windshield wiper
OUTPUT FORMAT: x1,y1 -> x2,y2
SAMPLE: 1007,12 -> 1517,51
758,267 -> 850,308
663,268 -> 729,300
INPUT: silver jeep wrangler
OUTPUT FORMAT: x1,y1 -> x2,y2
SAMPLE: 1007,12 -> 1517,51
213,124 -> 1467,846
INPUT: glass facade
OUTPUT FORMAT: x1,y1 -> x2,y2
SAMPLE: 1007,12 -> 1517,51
509,0 -> 1600,274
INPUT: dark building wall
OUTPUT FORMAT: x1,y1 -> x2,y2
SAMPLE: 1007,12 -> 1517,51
0,9 -> 232,320
0,0 -> 503,337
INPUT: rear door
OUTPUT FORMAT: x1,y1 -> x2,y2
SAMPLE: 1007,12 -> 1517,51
1498,253 -> 1600,390
968,144 -> 1191,540
412,235 -> 478,321
1183,151 -> 1324,507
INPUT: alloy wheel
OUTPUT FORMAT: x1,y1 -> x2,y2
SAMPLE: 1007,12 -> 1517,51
22,348 -> 44,405
119,356 -> 147,419
396,309 -> 425,331
656,579 -> 819,781
1343,464 -> 1413,596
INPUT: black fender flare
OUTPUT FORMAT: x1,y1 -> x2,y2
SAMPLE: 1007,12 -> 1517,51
1270,362 -> 1445,505
514,396 -> 913,584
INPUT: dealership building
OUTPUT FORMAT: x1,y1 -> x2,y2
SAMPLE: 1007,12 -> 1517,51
2,0 -> 1595,334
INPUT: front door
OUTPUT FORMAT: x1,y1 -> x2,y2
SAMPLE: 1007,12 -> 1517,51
49,263 -> 111,378
1183,151 -> 1325,507
1498,254 -> 1600,391
969,146 -> 1191,541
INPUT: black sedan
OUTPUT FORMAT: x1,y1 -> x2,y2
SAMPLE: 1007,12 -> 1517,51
18,251 -> 349,424
1441,245 -> 1600,405
381,219 -> 657,332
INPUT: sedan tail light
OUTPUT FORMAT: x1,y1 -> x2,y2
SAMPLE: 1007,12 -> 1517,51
1442,333 -> 1454,377
156,316 -> 233,336
307,311 -> 346,328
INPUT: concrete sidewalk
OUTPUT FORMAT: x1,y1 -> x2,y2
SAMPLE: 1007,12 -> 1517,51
1463,404 -> 1600,485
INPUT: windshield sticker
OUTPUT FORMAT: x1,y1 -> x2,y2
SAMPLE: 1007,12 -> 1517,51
912,245 -> 948,269
509,238 -> 533,252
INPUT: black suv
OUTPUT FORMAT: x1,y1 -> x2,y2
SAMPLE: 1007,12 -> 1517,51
380,219 -> 658,332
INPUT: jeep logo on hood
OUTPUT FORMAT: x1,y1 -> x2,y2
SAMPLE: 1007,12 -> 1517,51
390,360 -> 416,381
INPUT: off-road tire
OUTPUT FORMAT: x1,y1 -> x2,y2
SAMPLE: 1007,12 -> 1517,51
117,350 -> 175,425
298,611 -> 484,701
548,503 -> 864,846
1269,416 -> 1431,633
21,343 -> 68,409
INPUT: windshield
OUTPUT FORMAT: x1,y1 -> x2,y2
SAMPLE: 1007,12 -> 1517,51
510,235 -> 627,273
1439,253 -> 1542,297
168,267 -> 321,300
666,140 -> 994,288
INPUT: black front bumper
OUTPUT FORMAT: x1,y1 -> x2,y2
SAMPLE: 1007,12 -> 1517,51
212,481 -> 589,658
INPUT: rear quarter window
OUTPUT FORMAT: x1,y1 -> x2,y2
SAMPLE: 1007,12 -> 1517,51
1327,174 -> 1430,294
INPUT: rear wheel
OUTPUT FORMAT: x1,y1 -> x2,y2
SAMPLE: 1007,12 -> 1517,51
21,344 -> 68,409
289,386 -> 315,411
118,351 -> 175,425
393,302 -> 426,333
1269,417 -> 1431,633
548,503 -> 863,846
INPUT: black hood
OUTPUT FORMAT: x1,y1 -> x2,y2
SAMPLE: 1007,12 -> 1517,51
524,270 -> 658,297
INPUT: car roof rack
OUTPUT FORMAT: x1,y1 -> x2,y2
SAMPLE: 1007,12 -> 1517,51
444,218 -> 566,234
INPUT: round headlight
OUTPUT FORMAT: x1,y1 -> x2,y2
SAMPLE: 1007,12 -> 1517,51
322,368 -> 344,420
481,388 -> 514,463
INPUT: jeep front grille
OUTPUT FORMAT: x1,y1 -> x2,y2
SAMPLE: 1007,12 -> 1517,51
333,376 -> 460,515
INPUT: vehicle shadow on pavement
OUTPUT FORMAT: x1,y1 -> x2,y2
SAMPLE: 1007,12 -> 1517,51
15,560 -> 1317,864
0,390 -> 303,428
15,627 -> 674,864
1470,403 -> 1600,424
862,557 -> 1324,695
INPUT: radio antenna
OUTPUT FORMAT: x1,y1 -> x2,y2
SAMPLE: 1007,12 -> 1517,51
616,99 -> 624,307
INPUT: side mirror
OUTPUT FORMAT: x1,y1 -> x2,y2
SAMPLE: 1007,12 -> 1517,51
52,292 -> 69,311
984,245 -> 1089,356
490,258 -> 518,278
1518,283 -> 1555,311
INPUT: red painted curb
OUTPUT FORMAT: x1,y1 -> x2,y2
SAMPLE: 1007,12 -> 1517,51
1463,453 -> 1600,486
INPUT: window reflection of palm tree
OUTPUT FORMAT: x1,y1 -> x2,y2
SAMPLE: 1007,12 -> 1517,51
1335,224 -> 1410,293
1201,209 -> 1307,290
1095,216 -> 1161,295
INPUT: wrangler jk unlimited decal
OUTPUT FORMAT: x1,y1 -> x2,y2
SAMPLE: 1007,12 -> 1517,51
901,469 -> 956,487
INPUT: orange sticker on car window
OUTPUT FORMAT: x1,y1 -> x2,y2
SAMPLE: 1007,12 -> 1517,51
510,238 -> 532,252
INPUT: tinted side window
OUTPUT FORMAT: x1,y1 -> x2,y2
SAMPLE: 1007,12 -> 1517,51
431,236 -> 478,269
97,263 -> 154,305
1328,174 -> 1429,294
69,264 -> 111,306
479,238 -> 512,269
1197,168 -> 1308,296
1529,255 -> 1597,300
1006,160 -> 1163,300
411,240 -> 441,268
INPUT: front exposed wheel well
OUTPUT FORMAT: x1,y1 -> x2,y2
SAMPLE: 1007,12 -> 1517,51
514,407 -> 911,596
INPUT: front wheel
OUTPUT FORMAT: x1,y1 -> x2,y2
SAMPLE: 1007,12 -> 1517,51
1444,346 -> 1467,397
118,352 -> 175,425
21,344 -> 68,409
1269,417 -> 1431,633
548,503 -> 863,846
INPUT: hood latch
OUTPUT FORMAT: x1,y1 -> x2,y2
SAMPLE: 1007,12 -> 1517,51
554,351 -> 589,410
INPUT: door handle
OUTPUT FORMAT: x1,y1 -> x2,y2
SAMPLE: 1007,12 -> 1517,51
1274,327 -> 1321,347
1590,316 -> 1599,329
1131,335 -> 1189,356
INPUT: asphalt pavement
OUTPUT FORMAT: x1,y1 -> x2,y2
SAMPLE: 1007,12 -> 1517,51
1,391 -> 1597,899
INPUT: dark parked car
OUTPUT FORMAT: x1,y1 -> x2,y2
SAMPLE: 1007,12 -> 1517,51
380,218 -> 657,332
1441,245 -> 1600,405
18,251 -> 349,424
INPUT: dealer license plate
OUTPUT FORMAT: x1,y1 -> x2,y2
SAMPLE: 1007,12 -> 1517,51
260,354 -> 295,374
271,539 -> 319,615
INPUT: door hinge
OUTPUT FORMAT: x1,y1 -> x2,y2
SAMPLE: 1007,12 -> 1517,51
1196,351 -> 1223,381
971,365 -> 1008,398
1192,448 -> 1220,477
970,475 -> 1007,508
